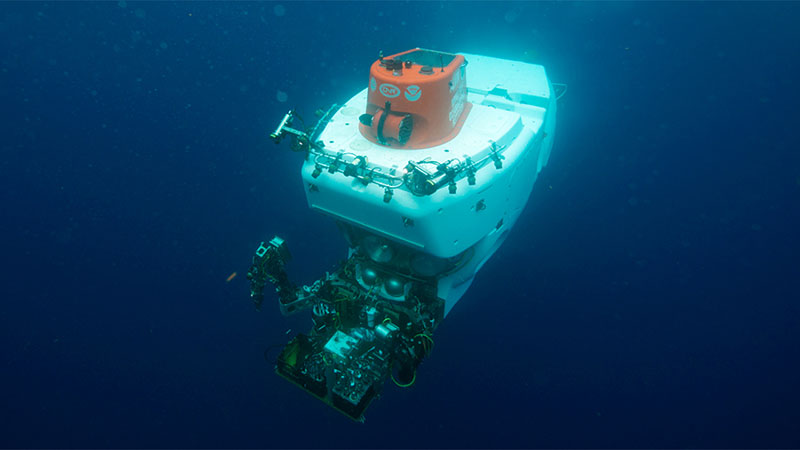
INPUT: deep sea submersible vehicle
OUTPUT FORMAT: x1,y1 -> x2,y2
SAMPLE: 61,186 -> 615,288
247,48 -> 561,421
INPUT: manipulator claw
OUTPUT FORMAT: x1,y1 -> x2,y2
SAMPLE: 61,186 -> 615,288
259,236 -> 292,263
247,236 -> 294,311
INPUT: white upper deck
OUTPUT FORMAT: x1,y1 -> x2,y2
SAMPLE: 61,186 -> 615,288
302,53 -> 556,258
316,53 -> 552,177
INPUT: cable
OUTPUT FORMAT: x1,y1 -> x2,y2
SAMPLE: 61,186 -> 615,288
412,333 -> 432,354
415,333 -> 434,354
391,369 -> 416,388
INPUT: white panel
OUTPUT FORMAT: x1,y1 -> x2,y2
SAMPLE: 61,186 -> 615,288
299,52 -> 557,312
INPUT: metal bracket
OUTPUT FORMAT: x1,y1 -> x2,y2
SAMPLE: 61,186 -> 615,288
489,140 -> 505,169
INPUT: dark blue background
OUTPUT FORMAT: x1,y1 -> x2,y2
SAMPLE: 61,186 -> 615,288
2,1 -> 799,448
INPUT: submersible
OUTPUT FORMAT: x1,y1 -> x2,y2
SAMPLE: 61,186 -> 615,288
247,48 -> 561,421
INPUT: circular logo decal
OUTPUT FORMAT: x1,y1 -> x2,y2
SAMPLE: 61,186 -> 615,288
379,83 -> 400,98
404,85 -> 421,101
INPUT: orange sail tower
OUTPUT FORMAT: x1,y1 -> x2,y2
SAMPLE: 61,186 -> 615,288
359,49 -> 471,149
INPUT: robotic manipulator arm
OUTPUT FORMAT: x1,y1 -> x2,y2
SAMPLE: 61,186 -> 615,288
269,107 -> 338,154
246,236 -> 318,314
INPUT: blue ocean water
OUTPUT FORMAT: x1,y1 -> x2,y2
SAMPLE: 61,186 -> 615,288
1,1 -> 799,448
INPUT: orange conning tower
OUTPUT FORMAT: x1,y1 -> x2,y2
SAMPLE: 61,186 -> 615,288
359,48 -> 471,149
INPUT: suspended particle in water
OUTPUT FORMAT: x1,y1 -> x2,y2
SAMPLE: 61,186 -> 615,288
276,90 -> 288,103
273,4 -> 285,17
504,9 -> 519,24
